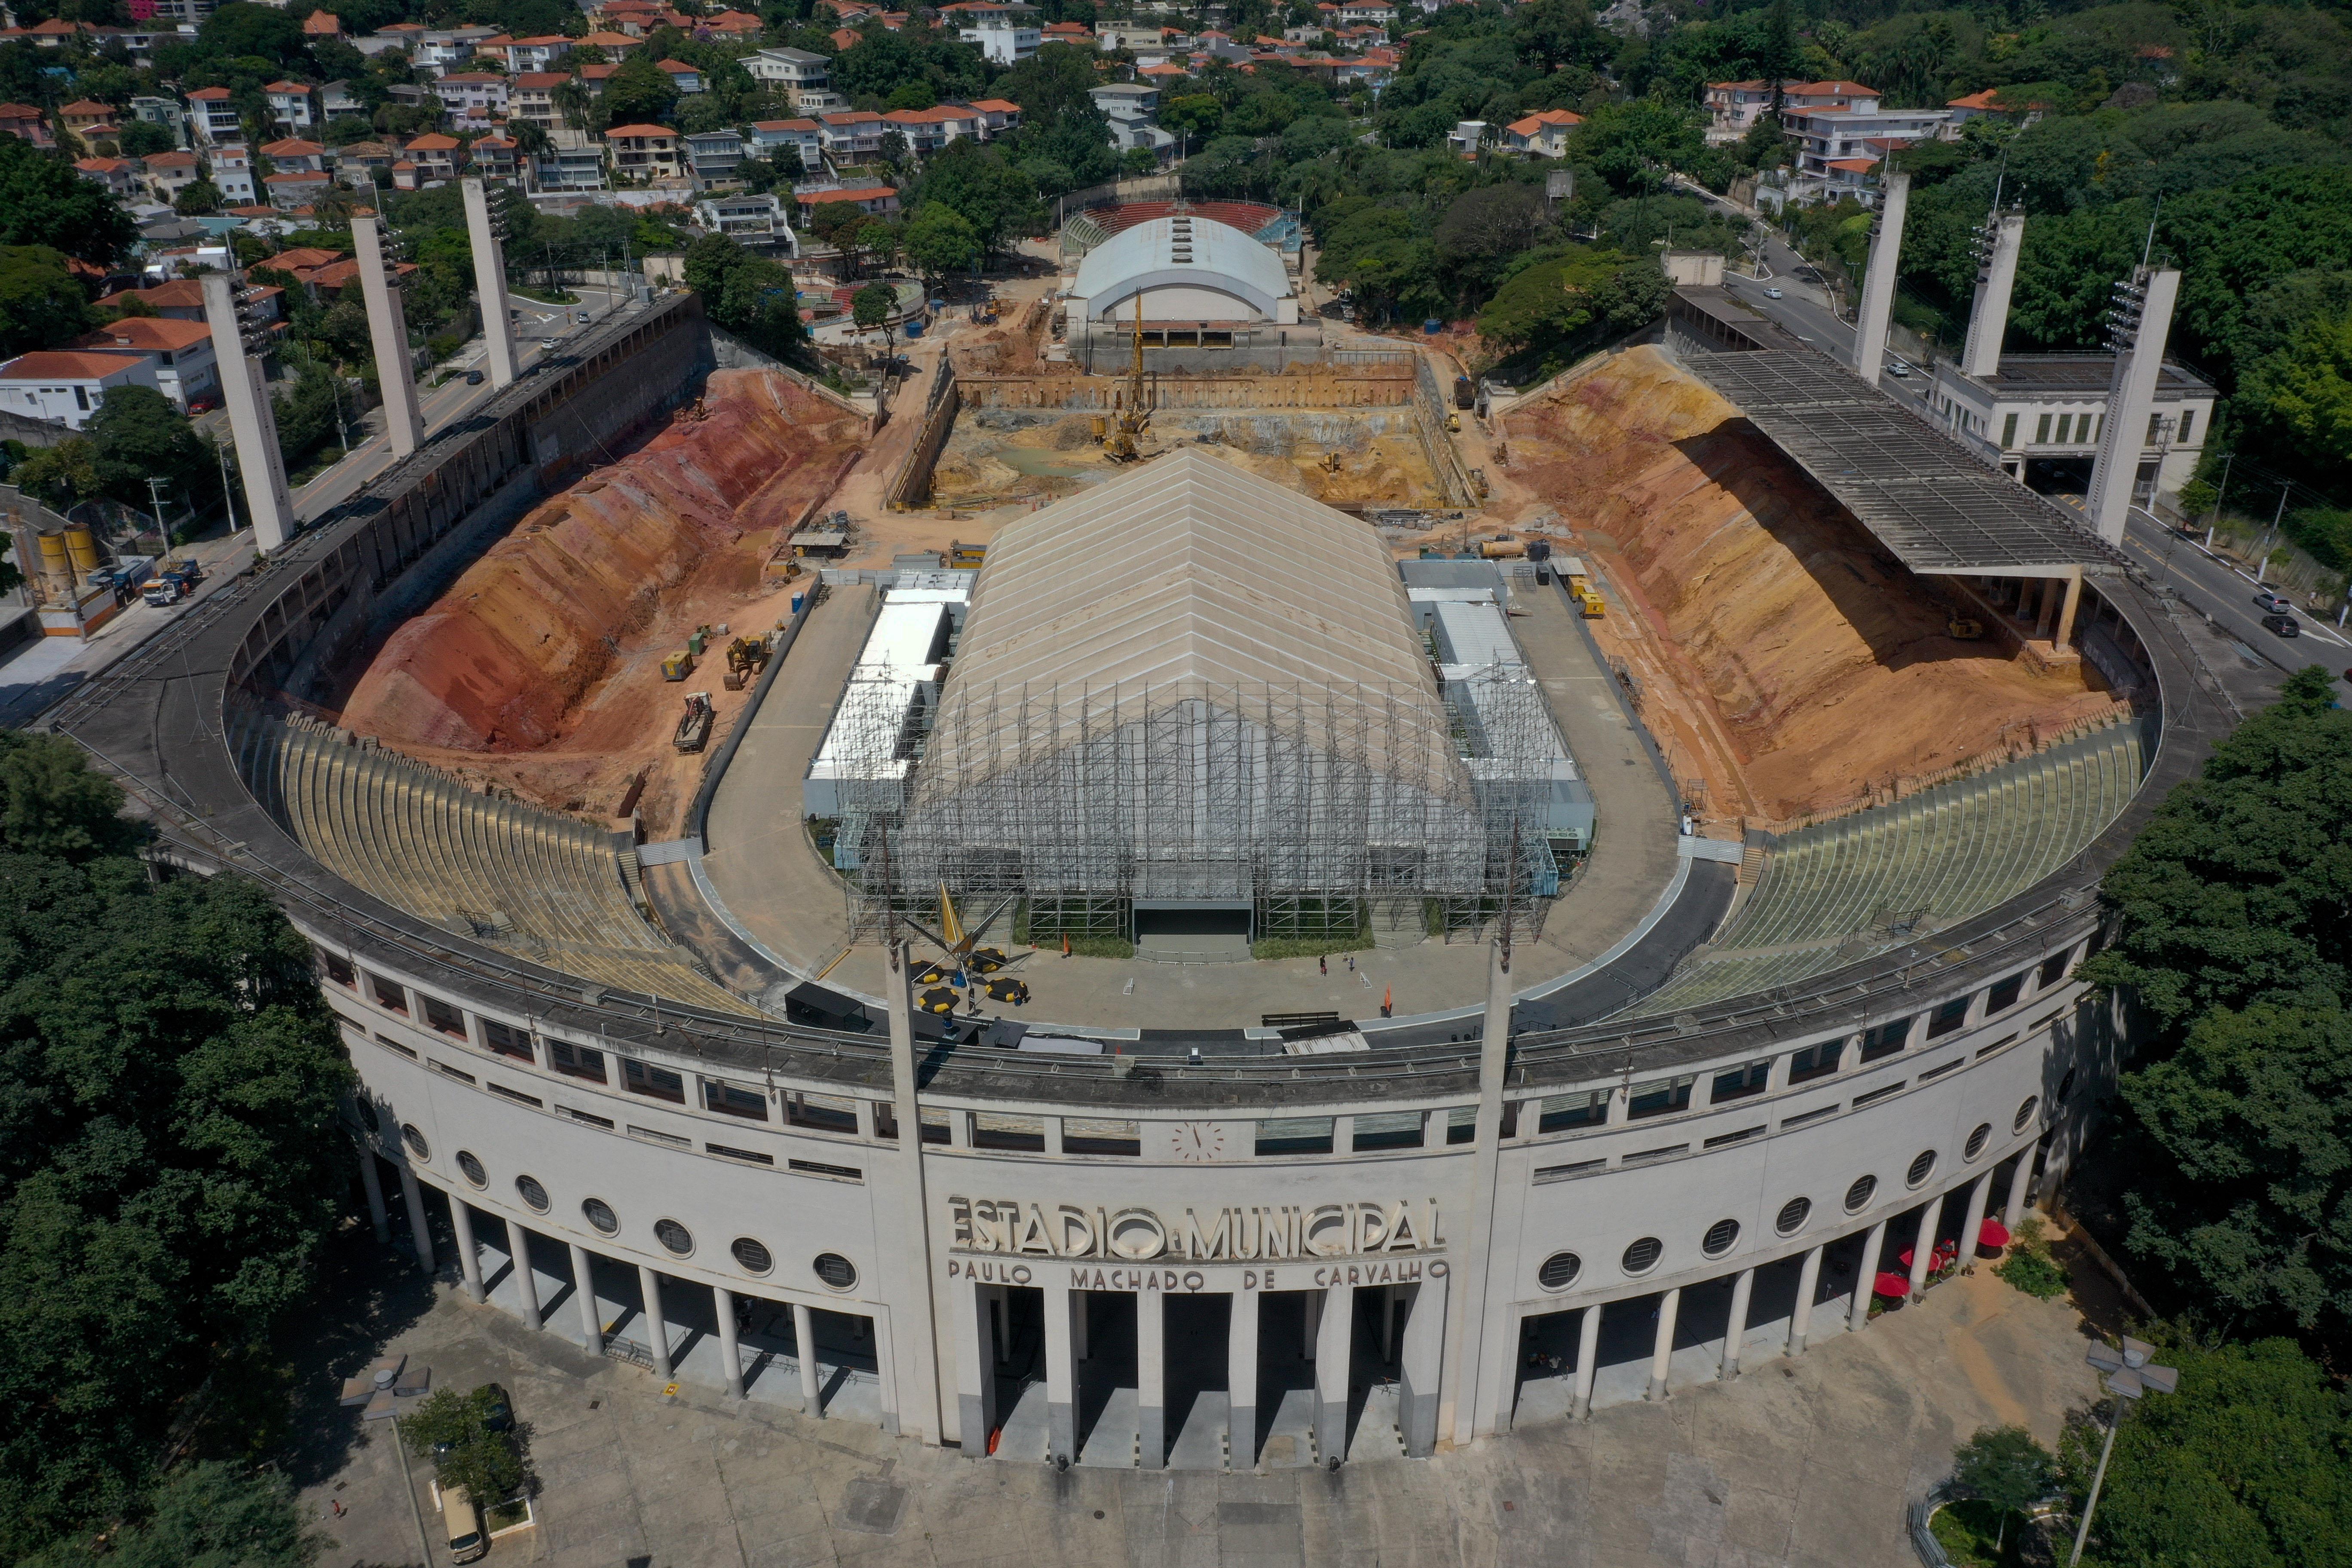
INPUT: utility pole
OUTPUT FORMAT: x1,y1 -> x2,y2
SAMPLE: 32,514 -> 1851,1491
144,476 -> 170,548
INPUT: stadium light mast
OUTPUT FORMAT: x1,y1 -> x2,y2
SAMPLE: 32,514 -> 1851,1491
1850,168 -> 1909,388
461,175 -> 520,388
352,206 -> 425,457
1960,204 -> 2025,378
2084,263 -> 2181,547
200,269 -> 294,552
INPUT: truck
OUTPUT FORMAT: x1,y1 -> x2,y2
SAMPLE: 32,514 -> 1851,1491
139,558 -> 204,607
673,691 -> 715,753
1453,375 -> 1475,410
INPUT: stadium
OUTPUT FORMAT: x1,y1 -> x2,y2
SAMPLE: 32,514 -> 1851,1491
55,227 -> 2233,1476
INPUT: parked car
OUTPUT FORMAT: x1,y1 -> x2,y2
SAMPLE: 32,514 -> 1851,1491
443,1484 -> 487,1564
2254,589 -> 2293,613
574,310 -> 590,324
2262,611 -> 2301,638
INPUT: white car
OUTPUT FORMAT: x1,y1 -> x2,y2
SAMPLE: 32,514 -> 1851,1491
1763,286 -> 1784,299
1886,360 -> 1912,377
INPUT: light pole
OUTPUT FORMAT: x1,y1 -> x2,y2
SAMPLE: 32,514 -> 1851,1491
144,476 -> 171,550
213,436 -> 240,535
2070,1337 -> 2177,1566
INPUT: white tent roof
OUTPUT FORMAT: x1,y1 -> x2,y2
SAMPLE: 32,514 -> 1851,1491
1069,215 -> 1291,321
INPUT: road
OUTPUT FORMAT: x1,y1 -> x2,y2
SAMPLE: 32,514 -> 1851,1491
1674,185 -> 2348,683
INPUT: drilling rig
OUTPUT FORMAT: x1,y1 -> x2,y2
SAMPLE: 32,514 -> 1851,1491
1100,300 -> 1152,462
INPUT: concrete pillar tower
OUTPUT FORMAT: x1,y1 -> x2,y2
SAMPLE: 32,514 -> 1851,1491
569,1243 -> 603,1351
354,1140 -> 389,1242
1961,208 -> 2026,378
1788,1244 -> 1824,1354
882,939 -> 943,1444
1227,1287 -> 1260,1465
1850,169 -> 1911,389
1442,939 -> 1514,1446
460,176 -> 520,388
2086,265 -> 2182,546
638,1264 -> 672,1378
714,1285 -> 746,1400
1570,1303 -> 1602,1418
793,1302 -> 824,1415
506,1219 -> 541,1330
199,270 -> 293,551
350,208 -> 425,457
1646,1286 -> 1681,1400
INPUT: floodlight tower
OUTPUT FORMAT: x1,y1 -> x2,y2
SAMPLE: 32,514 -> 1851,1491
1960,205 -> 2026,377
200,270 -> 294,552
351,208 -> 425,457
1850,168 -> 1910,388
2084,264 -> 2181,547
461,175 -> 519,388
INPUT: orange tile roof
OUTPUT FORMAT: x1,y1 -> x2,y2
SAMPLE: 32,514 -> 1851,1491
0,350 -> 150,380
799,185 -> 895,202
187,87 -> 232,100
261,136 -> 325,155
99,279 -> 206,309
405,132 -> 460,149
73,316 -> 212,352
970,98 -> 1019,112
604,122 -> 678,137
303,10 -> 342,33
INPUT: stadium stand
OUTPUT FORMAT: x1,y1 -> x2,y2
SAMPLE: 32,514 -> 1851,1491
1061,199 -> 1293,258
232,707 -> 757,1013
1626,711 -> 2153,1014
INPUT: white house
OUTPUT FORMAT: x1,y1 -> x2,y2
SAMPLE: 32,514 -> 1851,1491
696,191 -> 798,254
941,0 -> 1038,63
746,46 -> 831,93
0,350 -> 162,429
67,316 -> 219,408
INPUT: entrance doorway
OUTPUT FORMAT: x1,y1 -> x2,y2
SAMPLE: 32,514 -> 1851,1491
1162,1292 -> 1231,1468
1132,905 -> 1252,958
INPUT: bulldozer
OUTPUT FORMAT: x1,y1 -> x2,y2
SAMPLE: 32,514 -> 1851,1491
673,691 -> 715,754
1946,613 -> 1985,640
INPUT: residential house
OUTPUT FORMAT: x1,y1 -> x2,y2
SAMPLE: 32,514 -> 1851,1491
747,41 -> 830,87
1703,79 -> 1772,143
1944,88 -> 2048,130
469,132 -> 521,182
436,71 -> 510,115
303,10 -> 342,37
59,99 -> 115,140
402,132 -> 465,181
537,145 -> 608,190
1780,88 -> 1949,196
699,10 -> 763,37
1502,107 -> 1580,157
0,351 -> 161,431
683,127 -> 742,186
1098,21 -> 1171,49
1041,19 -> 1090,43
415,25 -> 499,75
185,86 -> 242,144
828,26 -> 862,51
265,80 -> 316,130
969,98 -> 1020,134
1136,61 -> 1189,85
335,139 -> 396,186
605,122 -> 683,182
795,184 -> 897,223
942,0 -> 1038,64
1445,119 -> 1488,155
266,167 -> 333,208
816,110 -> 886,160
1331,0 -> 1395,24
97,278 -> 210,319
355,22 -> 424,56
319,80 -> 368,121
504,34 -> 572,71
142,148 -> 202,202
129,96 -> 186,141
261,136 -> 330,172
74,156 -> 143,198
657,59 -> 706,94
880,103 -> 982,153
211,143 -> 257,204
696,192 -> 796,253
577,30 -> 644,56
578,62 -> 621,98
747,117 -> 824,171
0,103 -> 53,147
1087,83 -> 1172,154
67,316 -> 219,408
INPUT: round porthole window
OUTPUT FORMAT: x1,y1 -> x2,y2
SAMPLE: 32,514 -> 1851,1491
1964,1123 -> 1993,1161
1775,1196 -> 1812,1236
515,1174 -> 550,1213
400,1123 -> 429,1161
1537,1251 -> 1581,1291
1844,1174 -> 1878,1213
732,1237 -> 773,1275
1701,1218 -> 1740,1259
582,1197 -> 619,1236
1621,1236 -> 1663,1276
654,1218 -> 694,1257
455,1150 -> 487,1188
1907,1150 -> 1938,1188
2014,1095 -> 2040,1131
814,1252 -> 858,1290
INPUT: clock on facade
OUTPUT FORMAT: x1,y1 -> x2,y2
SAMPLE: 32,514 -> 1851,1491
1172,1121 -> 1227,1162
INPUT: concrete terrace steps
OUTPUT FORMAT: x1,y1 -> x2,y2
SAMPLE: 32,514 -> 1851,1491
228,707 -> 756,1014
1625,714 -> 2151,1017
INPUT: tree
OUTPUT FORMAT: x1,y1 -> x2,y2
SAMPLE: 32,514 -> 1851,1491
195,1 -> 309,67
1951,1427 -> 2055,1550
116,120 -> 176,158
601,56 -> 680,128
911,140 -> 1039,253
1474,244 -> 1665,357
1160,92 -> 1223,144
852,278 -> 894,334
2237,312 -> 2352,496
21,1463 -> 324,1568
80,384 -> 224,524
0,137 -> 135,264
175,179 -> 224,215
900,202 -> 979,286
399,1387 -> 530,1513
0,246 -> 91,357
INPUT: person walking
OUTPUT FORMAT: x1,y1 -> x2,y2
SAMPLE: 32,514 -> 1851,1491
1319,954 -> 1327,974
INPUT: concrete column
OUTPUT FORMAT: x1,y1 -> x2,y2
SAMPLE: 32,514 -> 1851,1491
794,1302 -> 823,1416
2086,266 -> 2182,546
199,270 -> 292,551
1907,1191 -> 1949,1300
1961,208 -> 2025,378
507,1218 -> 541,1330
397,1164 -> 434,1274
448,1198 -> 484,1302
1228,1287 -> 1259,1469
1646,1288 -> 1680,1401
952,1277 -> 995,1453
569,1243 -> 601,1351
882,941 -> 943,1444
715,1285 -> 746,1400
349,208 -> 423,456
355,1141 -> 389,1242
1072,1289 -> 1090,1360
1850,1220 -> 1889,1332
1571,1303 -> 1602,1418
2003,1148 -> 2037,1228
639,1265 -> 672,1378
1789,1245 -> 1824,1354
1137,1285 -> 1165,1469
1442,938 -> 1514,1446
1398,1273 -> 1447,1457
2055,570 -> 2084,649
1313,1280 -> 1354,1465
1851,169 -> 1910,388
1956,1171 -> 1997,1274
1044,1279 -> 1077,1466
460,176 -> 518,388
1720,1268 -> 1755,1379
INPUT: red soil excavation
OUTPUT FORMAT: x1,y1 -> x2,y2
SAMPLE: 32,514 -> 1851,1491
336,369 -> 866,833
1501,347 -> 2118,824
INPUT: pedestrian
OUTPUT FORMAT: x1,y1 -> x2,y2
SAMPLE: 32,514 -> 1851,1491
331,1501 -> 346,1519
1319,954 -> 1327,974
1346,954 -> 1355,972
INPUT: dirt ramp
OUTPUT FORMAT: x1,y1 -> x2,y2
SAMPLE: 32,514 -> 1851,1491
1504,346 -> 2114,821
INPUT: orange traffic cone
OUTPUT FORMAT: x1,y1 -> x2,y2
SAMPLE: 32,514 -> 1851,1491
1381,984 -> 1393,1017
1062,931 -> 1070,957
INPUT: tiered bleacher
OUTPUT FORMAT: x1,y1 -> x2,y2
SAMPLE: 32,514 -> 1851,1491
232,707 -> 757,1014
1060,199 -> 1295,257
1626,712 -> 2153,1016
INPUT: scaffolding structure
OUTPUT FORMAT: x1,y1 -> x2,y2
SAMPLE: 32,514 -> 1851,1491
836,674 -> 1561,944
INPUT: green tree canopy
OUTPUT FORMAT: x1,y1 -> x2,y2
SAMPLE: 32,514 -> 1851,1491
1951,1426 -> 2055,1549
0,246 -> 92,357
0,137 -> 135,265
600,55 -> 680,128
900,202 -> 979,284
911,141 -> 1040,253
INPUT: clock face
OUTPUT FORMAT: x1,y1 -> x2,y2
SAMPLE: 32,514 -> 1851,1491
1173,1121 -> 1226,1161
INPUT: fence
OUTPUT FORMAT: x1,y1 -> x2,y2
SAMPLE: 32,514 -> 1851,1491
1409,353 -> 1478,508
885,358 -> 959,510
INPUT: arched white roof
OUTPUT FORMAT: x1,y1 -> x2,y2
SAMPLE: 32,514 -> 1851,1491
1070,216 -> 1291,322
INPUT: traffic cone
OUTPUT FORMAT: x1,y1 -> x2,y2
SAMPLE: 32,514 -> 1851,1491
1062,931 -> 1070,957
1381,984 -> 1393,1017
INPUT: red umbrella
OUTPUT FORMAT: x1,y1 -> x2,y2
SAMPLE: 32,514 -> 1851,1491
1977,1218 -> 2011,1252
1896,1245 -> 1916,1269
1873,1271 -> 1913,1299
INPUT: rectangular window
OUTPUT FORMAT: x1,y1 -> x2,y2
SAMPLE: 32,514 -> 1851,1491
783,1091 -> 857,1133
1852,1081 -> 1906,1107
1976,1034 -> 2021,1059
1859,1017 -> 1912,1063
1711,1060 -> 1770,1102
1780,1104 -> 1838,1128
1446,1105 -> 1478,1145
1351,1110 -> 1425,1151
788,1157 -> 863,1181
549,1040 -> 606,1082
1703,1125 -> 1765,1148
1628,1074 -> 1695,1119
707,1142 -> 774,1165
481,1018 -> 533,1062
919,1108 -> 951,1145
318,948 -> 356,987
2038,948 -> 2073,989
1533,1158 -> 1604,1184
2054,413 -> 2073,444
366,972 -> 408,1014
704,1081 -> 770,1121
431,1060 -> 475,1085
622,1059 -> 686,1103
2034,412 -> 2051,444
420,993 -> 468,1040
1536,1090 -> 1606,1134
1986,971 -> 2027,1014
2177,409 -> 2195,444
1621,1142 -> 1690,1166
558,1105 -> 613,1129
1926,996 -> 1972,1038
1062,1118 -> 1140,1157
2001,412 -> 2018,448
2091,414 -> 2104,444
1788,1039 -> 1843,1082
374,1033 -> 416,1060
1256,1116 -> 1335,1156
2147,410 -> 2164,443
971,1112 -> 1046,1152
486,1081 -> 542,1107
626,1123 -> 690,1148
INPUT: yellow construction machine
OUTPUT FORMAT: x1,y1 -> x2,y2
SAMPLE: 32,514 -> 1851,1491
722,633 -> 771,691
1100,305 -> 1152,462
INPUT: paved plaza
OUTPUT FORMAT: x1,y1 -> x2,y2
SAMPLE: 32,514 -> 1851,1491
294,1221 -> 2106,1568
